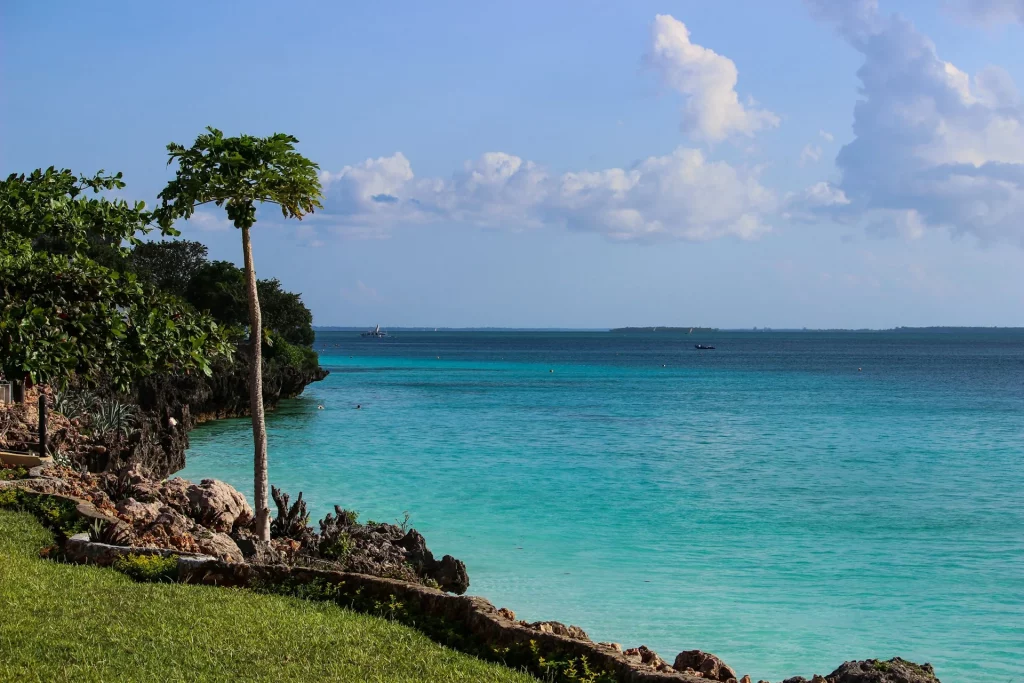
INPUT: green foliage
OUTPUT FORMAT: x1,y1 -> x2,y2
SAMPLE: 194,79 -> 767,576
52,386 -> 94,421
269,337 -> 320,373
0,488 -> 88,539
0,465 -> 30,481
0,168 -> 156,253
0,169 -> 236,390
89,400 -> 137,439
130,239 -> 209,297
319,530 -> 353,562
258,279 -> 315,346
155,127 -> 323,232
186,259 -> 248,327
112,553 -> 179,582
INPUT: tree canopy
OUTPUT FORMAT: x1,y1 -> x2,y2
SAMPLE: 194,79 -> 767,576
129,240 -> 316,350
155,127 -> 322,232
0,169 -> 233,391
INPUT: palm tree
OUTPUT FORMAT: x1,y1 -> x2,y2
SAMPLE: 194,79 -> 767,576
156,127 -> 322,541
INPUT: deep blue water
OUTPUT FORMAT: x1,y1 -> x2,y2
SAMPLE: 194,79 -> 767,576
182,331 -> 1024,682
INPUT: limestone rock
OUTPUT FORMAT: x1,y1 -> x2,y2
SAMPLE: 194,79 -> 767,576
624,645 -> 664,668
116,498 -> 163,526
528,621 -> 590,641
674,650 -> 739,682
195,530 -> 245,563
186,478 -> 254,532
825,658 -> 940,683
431,554 -> 469,595
497,607 -> 516,621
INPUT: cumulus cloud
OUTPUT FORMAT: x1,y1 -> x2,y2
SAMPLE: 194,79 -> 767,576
800,0 -> 1024,244
648,14 -> 779,142
800,144 -> 823,166
184,211 -> 232,232
783,182 -> 851,221
948,0 -> 1024,24
319,148 -> 775,242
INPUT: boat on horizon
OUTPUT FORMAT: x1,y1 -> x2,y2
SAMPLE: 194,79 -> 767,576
361,324 -> 388,338
694,344 -> 716,350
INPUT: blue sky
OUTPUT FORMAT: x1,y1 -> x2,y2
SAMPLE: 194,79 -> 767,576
4,0 -> 1023,328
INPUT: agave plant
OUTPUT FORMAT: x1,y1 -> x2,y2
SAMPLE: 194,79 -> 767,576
90,400 -> 137,439
52,387 -> 96,422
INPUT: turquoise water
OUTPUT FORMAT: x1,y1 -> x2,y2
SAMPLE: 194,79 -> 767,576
182,331 -> 1024,682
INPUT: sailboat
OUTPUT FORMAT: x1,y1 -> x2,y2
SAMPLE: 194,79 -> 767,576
361,324 -> 388,338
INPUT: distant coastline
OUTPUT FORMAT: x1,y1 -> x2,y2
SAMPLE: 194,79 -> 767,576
610,327 -> 718,333
315,325 -> 1024,333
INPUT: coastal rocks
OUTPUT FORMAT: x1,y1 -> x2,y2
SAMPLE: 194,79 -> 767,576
194,530 -> 245,564
825,658 -> 939,683
528,621 -> 590,641
431,554 -> 470,595
185,478 -> 253,532
673,650 -> 738,682
124,351 -> 328,479
624,645 -> 667,668
116,498 -> 163,527
393,528 -> 470,594
497,607 -> 516,621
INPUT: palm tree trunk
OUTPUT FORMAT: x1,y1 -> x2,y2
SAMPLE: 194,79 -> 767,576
242,225 -> 270,542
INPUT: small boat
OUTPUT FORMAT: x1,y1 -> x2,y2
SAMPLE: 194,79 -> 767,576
361,324 -> 388,338
694,344 -> 716,350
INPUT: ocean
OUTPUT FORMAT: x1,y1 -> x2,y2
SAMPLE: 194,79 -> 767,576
181,330 -> 1024,682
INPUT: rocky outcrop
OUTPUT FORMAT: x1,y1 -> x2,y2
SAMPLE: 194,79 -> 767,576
674,650 -> 738,681
0,354 -> 327,479
782,658 -> 939,683
112,350 -> 328,478
184,478 -> 254,533
528,621 -> 590,641
396,529 -> 470,594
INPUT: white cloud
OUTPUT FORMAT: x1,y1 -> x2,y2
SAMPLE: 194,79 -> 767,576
820,130 -> 835,142
783,181 -> 851,221
801,0 -> 1024,244
184,211 -> 232,232
319,148 -> 775,243
800,144 -> 823,166
648,14 -> 779,143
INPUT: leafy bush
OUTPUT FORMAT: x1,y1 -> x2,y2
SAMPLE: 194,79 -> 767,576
319,531 -> 353,562
112,553 -> 179,582
0,488 -> 88,539
0,465 -> 29,480
268,337 -> 320,374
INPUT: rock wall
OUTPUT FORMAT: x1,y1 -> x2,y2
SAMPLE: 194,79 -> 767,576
105,350 -> 328,477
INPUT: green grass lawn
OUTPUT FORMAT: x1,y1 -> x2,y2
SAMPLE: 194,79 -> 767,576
0,509 -> 535,682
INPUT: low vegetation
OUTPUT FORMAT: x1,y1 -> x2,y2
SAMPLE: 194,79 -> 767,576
0,509 -> 536,682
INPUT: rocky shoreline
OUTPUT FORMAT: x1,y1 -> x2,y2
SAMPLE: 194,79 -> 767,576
1,373 -> 943,683
0,354 -> 328,479
1,459 -> 942,683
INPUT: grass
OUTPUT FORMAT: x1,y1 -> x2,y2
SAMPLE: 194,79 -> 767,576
0,509 -> 536,683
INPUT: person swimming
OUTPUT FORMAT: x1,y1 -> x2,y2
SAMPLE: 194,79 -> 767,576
356,404 -> 361,409
317,405 -> 324,410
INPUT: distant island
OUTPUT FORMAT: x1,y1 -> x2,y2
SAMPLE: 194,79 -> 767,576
610,327 -> 718,333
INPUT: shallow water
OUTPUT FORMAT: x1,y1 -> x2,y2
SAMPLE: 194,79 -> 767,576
182,331 -> 1024,682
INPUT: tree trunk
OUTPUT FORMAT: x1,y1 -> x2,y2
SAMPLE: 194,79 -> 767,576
242,225 -> 270,542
